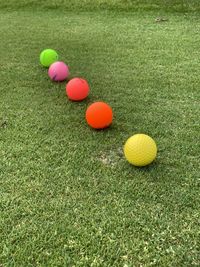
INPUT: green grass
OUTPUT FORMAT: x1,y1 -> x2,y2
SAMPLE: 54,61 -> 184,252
0,4 -> 200,267
1,0 -> 200,12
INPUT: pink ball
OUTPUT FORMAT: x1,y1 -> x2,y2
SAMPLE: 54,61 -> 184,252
48,61 -> 69,82
66,78 -> 90,101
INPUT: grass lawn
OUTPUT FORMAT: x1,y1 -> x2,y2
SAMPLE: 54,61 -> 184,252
0,2 -> 199,267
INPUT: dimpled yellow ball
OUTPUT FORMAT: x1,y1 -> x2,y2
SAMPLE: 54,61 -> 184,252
124,134 -> 157,167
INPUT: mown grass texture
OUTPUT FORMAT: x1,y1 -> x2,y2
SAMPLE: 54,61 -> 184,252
0,5 -> 199,267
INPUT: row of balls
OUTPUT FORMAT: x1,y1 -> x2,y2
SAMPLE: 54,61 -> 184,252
40,48 -> 157,167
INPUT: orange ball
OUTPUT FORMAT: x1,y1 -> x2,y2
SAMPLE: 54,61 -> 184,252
86,102 -> 113,129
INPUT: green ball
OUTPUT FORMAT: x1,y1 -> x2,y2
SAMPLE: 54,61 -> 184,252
40,49 -> 58,67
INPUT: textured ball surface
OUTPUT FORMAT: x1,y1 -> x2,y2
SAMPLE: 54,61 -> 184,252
40,49 -> 58,67
124,134 -> 157,167
86,102 -> 113,129
48,61 -> 69,82
66,78 -> 89,101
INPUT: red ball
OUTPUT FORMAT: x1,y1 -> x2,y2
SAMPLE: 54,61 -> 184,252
66,78 -> 90,101
86,102 -> 113,129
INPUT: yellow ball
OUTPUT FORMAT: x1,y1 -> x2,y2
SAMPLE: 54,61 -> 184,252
124,134 -> 157,167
